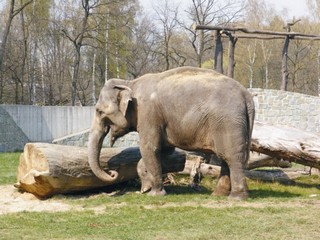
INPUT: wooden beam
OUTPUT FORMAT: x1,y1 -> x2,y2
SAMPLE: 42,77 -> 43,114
222,34 -> 320,40
213,30 -> 223,73
196,25 -> 320,38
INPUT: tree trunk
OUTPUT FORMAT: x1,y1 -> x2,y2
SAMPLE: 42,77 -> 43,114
15,143 -> 186,198
71,49 -> 80,106
251,121 -> 320,169
0,0 -> 15,72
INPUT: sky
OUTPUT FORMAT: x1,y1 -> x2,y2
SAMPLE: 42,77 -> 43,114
0,0 -> 310,19
264,0 -> 309,18
140,0 -> 310,19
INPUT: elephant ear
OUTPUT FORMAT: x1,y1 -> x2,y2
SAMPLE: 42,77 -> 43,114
114,85 -> 132,116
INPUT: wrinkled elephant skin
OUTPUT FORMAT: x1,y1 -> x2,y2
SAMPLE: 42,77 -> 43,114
88,67 -> 255,200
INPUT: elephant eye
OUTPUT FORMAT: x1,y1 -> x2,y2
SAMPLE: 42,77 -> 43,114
96,109 -> 104,116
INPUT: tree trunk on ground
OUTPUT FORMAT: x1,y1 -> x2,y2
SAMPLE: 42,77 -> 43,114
251,121 -> 320,169
15,143 -> 186,198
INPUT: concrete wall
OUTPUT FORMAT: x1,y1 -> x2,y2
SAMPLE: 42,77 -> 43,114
1,89 -> 320,152
53,130 -> 140,148
0,107 -> 29,152
0,105 -> 94,152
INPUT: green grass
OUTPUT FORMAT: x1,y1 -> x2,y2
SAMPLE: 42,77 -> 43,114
0,152 -> 20,184
0,152 -> 320,240
1,204 -> 319,240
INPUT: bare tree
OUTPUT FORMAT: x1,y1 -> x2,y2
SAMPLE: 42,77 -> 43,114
61,0 -> 97,106
261,40 -> 272,88
246,0 -> 274,88
184,0 -> 245,67
126,14 -> 157,78
0,0 -> 32,103
0,0 -> 33,70
307,0 -> 320,95
246,40 -> 257,88
152,0 -> 180,71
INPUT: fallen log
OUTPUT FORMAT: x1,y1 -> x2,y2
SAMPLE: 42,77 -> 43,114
15,143 -> 186,198
248,152 -> 291,169
251,121 -> 320,169
245,169 -> 310,183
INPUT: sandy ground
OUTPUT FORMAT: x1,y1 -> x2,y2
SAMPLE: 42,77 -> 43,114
1,184 -> 320,215
0,185 -> 72,215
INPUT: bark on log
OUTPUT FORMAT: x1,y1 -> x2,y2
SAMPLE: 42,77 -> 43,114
15,143 -> 186,198
245,169 -> 310,183
251,121 -> 320,169
248,152 -> 291,169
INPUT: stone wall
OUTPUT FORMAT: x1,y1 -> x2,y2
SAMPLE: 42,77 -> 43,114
249,89 -> 320,133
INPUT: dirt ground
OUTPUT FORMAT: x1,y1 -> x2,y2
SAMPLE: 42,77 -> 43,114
0,185 -> 73,215
1,184 -> 320,215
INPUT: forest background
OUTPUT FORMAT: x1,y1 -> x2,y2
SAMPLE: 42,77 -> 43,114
1,0 -> 320,106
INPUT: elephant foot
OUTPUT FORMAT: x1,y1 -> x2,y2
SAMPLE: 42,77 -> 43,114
147,188 -> 167,196
213,176 -> 231,197
228,191 -> 249,201
140,183 -> 152,194
212,188 -> 230,197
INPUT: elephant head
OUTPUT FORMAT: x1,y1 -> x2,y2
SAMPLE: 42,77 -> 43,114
88,81 -> 133,182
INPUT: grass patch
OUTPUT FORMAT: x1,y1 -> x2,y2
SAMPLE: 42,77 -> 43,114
0,152 -> 320,239
1,203 -> 320,240
0,152 -> 20,184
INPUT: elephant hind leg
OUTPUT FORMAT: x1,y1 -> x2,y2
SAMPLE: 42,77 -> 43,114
228,157 -> 249,200
213,158 -> 248,200
213,160 -> 231,197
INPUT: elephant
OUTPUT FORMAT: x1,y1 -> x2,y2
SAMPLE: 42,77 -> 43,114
88,66 -> 255,200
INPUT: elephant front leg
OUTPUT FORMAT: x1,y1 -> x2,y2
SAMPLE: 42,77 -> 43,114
137,158 -> 152,193
139,142 -> 166,196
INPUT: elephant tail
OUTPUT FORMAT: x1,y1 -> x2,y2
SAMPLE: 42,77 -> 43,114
245,92 -> 255,164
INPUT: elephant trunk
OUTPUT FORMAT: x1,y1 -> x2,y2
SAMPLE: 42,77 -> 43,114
88,126 -> 119,182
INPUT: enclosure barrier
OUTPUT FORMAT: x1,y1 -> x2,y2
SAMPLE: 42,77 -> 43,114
0,88 -> 319,152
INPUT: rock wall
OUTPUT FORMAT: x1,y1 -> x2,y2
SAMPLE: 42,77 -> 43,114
249,89 -> 320,133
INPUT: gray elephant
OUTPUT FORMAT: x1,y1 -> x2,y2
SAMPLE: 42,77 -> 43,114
88,66 -> 255,200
